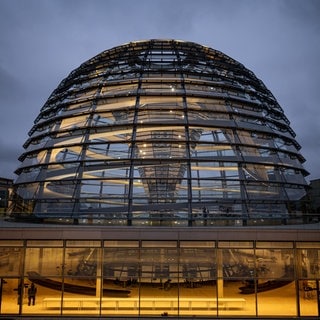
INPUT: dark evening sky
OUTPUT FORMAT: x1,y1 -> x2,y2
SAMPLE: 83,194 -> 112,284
0,0 -> 319,181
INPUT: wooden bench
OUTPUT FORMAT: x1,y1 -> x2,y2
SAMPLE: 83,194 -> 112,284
43,297 -> 136,310
43,297 -> 246,311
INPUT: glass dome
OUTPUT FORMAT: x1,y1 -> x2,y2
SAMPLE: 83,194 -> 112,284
13,39 -> 309,225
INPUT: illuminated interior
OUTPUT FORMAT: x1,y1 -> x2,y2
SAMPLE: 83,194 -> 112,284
0,237 -> 319,317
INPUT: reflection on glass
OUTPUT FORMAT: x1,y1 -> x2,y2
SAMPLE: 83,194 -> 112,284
0,241 -> 318,317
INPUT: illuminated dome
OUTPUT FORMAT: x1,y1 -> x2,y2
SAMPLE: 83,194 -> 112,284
13,39 -> 309,225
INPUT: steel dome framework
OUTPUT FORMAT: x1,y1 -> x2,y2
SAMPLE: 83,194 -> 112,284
14,39 -> 308,225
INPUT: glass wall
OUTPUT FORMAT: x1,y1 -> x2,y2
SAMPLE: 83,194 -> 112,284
0,239 -> 319,317
296,242 -> 320,317
255,242 -> 296,317
13,40 -> 309,224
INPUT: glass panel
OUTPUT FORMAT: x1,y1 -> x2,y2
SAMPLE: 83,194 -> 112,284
218,241 -> 253,248
26,240 -> 63,247
0,278 -> 22,314
0,240 -> 23,247
24,247 -> 64,277
219,248 -> 255,316
179,247 -> 217,317
61,276 -> 101,316
141,241 -> 177,248
62,248 -> 101,316
257,280 -> 297,316
256,241 -> 293,249
66,241 -> 101,247
296,248 -> 320,278
102,247 -> 138,316
0,247 -> 23,276
104,240 -> 139,248
299,279 -> 318,316
22,276 -> 62,316
180,241 -> 215,248
219,279 -> 255,316
140,247 -> 178,317
296,242 -> 320,249
256,248 -> 296,316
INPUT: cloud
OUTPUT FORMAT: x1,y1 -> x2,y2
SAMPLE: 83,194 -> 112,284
0,0 -> 319,183
0,65 -> 26,101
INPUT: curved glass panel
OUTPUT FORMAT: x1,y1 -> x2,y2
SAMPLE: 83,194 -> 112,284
13,40 -> 309,225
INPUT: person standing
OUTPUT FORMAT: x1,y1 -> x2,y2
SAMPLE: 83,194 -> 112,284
28,283 -> 37,306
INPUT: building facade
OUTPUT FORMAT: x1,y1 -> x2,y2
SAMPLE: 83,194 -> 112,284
2,40 -> 319,319
0,225 -> 319,318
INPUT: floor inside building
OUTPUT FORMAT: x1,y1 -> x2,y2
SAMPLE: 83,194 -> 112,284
0,279 -> 318,317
